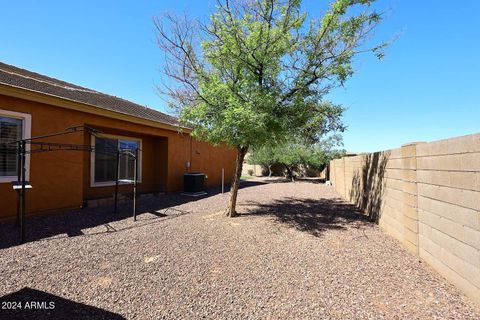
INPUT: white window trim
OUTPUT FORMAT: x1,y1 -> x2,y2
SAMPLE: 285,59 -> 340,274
0,109 -> 32,183
90,133 -> 142,187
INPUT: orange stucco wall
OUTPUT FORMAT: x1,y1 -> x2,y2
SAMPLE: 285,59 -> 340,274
0,94 -> 236,219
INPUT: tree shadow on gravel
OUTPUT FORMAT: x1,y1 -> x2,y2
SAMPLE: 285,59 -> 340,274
292,177 -> 325,184
0,180 -> 268,249
0,287 -> 125,319
241,197 -> 373,237
0,194 -> 198,249
0,178 -> 321,248
247,177 -> 325,184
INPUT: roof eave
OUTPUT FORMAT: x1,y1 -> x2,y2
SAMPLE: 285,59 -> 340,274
0,83 -> 190,133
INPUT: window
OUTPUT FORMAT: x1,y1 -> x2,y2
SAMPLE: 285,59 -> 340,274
0,117 -> 22,176
91,135 -> 141,186
94,137 -> 118,183
0,109 -> 31,183
118,140 -> 138,181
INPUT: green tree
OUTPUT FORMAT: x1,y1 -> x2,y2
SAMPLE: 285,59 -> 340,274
250,136 -> 345,180
248,145 -> 280,177
155,0 -> 386,217
276,141 -> 341,181
307,134 -> 346,169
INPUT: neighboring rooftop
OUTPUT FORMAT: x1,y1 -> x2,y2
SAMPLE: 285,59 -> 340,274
0,62 -> 179,127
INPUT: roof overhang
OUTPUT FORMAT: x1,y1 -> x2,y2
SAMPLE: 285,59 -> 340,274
0,83 -> 190,133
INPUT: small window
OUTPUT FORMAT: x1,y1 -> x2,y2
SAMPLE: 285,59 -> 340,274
92,135 -> 141,185
0,117 -> 22,176
0,110 -> 31,183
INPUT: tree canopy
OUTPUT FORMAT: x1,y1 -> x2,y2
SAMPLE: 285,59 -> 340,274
155,0 -> 386,216
249,135 -> 345,179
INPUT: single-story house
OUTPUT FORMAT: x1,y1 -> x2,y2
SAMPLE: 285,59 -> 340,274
0,62 -> 236,220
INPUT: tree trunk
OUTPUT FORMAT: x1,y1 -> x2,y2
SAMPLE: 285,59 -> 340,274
268,164 -> 272,177
284,165 -> 294,182
226,146 -> 248,217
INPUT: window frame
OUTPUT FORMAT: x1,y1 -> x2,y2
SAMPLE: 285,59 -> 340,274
0,109 -> 32,183
90,133 -> 142,187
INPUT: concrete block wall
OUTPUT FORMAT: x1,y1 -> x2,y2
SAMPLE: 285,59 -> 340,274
380,148 -> 406,245
416,134 -> 480,303
329,133 -> 480,305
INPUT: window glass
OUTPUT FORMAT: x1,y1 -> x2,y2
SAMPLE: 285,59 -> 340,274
94,137 -> 118,182
94,137 -> 139,183
0,116 -> 22,177
119,140 -> 139,181
119,140 -> 138,152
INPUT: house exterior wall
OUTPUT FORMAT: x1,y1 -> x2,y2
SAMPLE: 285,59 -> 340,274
329,133 -> 480,305
0,94 -> 236,219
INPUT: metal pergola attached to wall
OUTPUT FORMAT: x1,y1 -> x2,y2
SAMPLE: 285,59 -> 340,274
10,125 -> 140,244
113,147 -> 139,221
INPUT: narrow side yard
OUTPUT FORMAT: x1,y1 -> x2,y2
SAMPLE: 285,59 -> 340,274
0,178 -> 479,319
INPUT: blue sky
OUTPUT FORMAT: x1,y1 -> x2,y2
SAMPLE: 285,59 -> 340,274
1,1 -> 479,152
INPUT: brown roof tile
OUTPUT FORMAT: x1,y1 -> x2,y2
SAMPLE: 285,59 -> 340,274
0,62 -> 180,128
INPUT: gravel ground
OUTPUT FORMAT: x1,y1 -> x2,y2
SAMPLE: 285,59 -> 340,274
0,178 -> 479,319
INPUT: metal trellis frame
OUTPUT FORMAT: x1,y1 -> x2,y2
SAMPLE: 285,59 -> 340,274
113,147 -> 139,222
9,125 -> 140,244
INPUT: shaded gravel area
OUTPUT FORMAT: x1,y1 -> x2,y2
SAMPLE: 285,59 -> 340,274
1,178 -> 479,319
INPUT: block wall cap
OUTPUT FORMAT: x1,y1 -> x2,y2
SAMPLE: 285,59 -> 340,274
402,141 -> 426,147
